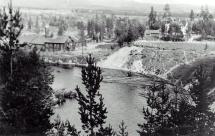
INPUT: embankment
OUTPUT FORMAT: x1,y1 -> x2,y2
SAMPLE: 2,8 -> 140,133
40,40 -> 215,80
99,41 -> 215,77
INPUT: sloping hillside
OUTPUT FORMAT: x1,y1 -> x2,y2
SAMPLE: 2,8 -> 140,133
99,41 -> 215,77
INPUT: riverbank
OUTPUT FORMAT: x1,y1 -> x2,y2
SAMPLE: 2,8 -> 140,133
98,41 -> 215,78
170,56 -> 215,84
40,42 -> 119,66
42,40 -> 215,80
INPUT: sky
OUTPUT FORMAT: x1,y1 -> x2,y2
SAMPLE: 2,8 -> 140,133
0,0 -> 215,8
134,0 -> 215,6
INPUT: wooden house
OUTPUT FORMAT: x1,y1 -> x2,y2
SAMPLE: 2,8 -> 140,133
18,35 -> 78,52
145,30 -> 161,38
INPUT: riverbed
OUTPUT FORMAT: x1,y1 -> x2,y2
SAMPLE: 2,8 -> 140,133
51,66 -> 150,136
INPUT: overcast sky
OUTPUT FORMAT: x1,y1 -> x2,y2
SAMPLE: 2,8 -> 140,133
0,0 -> 215,8
134,0 -> 215,6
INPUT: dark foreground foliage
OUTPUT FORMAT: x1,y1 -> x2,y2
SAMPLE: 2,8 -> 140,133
138,65 -> 215,136
0,50 -> 54,134
76,55 -> 108,136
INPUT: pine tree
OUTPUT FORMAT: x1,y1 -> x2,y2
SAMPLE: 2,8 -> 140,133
106,16 -> 114,38
1,49 -> 54,133
66,121 -> 81,136
77,21 -> 86,46
138,81 -> 172,136
0,4 -> 25,80
138,24 -> 146,39
170,65 -> 215,136
58,24 -> 64,36
87,20 -> 96,39
97,125 -> 116,136
170,99 -> 196,135
188,65 -> 215,136
1,5 -> 53,133
47,116 -> 81,136
125,24 -> 138,44
117,121 -> 128,136
190,10 -> 195,21
148,7 -> 157,30
99,21 -> 105,42
76,54 -> 108,136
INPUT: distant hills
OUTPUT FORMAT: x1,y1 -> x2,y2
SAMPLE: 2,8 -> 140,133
0,0 -> 214,15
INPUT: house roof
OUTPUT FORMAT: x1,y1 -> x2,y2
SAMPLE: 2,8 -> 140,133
19,34 -> 78,45
45,36 -> 68,44
18,34 -> 52,45
145,30 -> 160,34
31,36 -> 52,45
18,34 -> 38,44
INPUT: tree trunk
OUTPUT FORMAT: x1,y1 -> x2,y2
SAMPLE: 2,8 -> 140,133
10,52 -> 13,78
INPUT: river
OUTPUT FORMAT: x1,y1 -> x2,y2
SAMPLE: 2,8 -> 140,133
51,66 -> 150,136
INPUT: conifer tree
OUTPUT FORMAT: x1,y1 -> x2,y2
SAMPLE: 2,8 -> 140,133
148,7 -> 157,30
66,121 -> 81,136
170,99 -> 196,135
58,24 -> 64,36
138,81 -> 172,136
170,65 -> 215,135
87,20 -> 96,39
1,49 -> 54,133
47,116 -> 81,136
76,54 -> 107,136
97,125 -> 116,136
117,120 -> 128,136
190,10 -> 195,21
106,16 -> 114,38
0,3 -> 25,80
1,4 -> 53,133
138,24 -> 146,39
188,65 -> 215,136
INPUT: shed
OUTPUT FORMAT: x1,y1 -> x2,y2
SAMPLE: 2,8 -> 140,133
145,30 -> 161,38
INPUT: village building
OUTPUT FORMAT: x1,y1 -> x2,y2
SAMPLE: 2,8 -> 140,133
44,36 -> 78,51
18,35 -> 78,52
144,29 -> 161,38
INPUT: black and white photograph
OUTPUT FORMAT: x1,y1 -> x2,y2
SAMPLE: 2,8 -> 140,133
1,0 -> 215,135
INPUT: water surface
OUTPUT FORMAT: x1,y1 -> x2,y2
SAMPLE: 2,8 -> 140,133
52,67 -> 148,136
